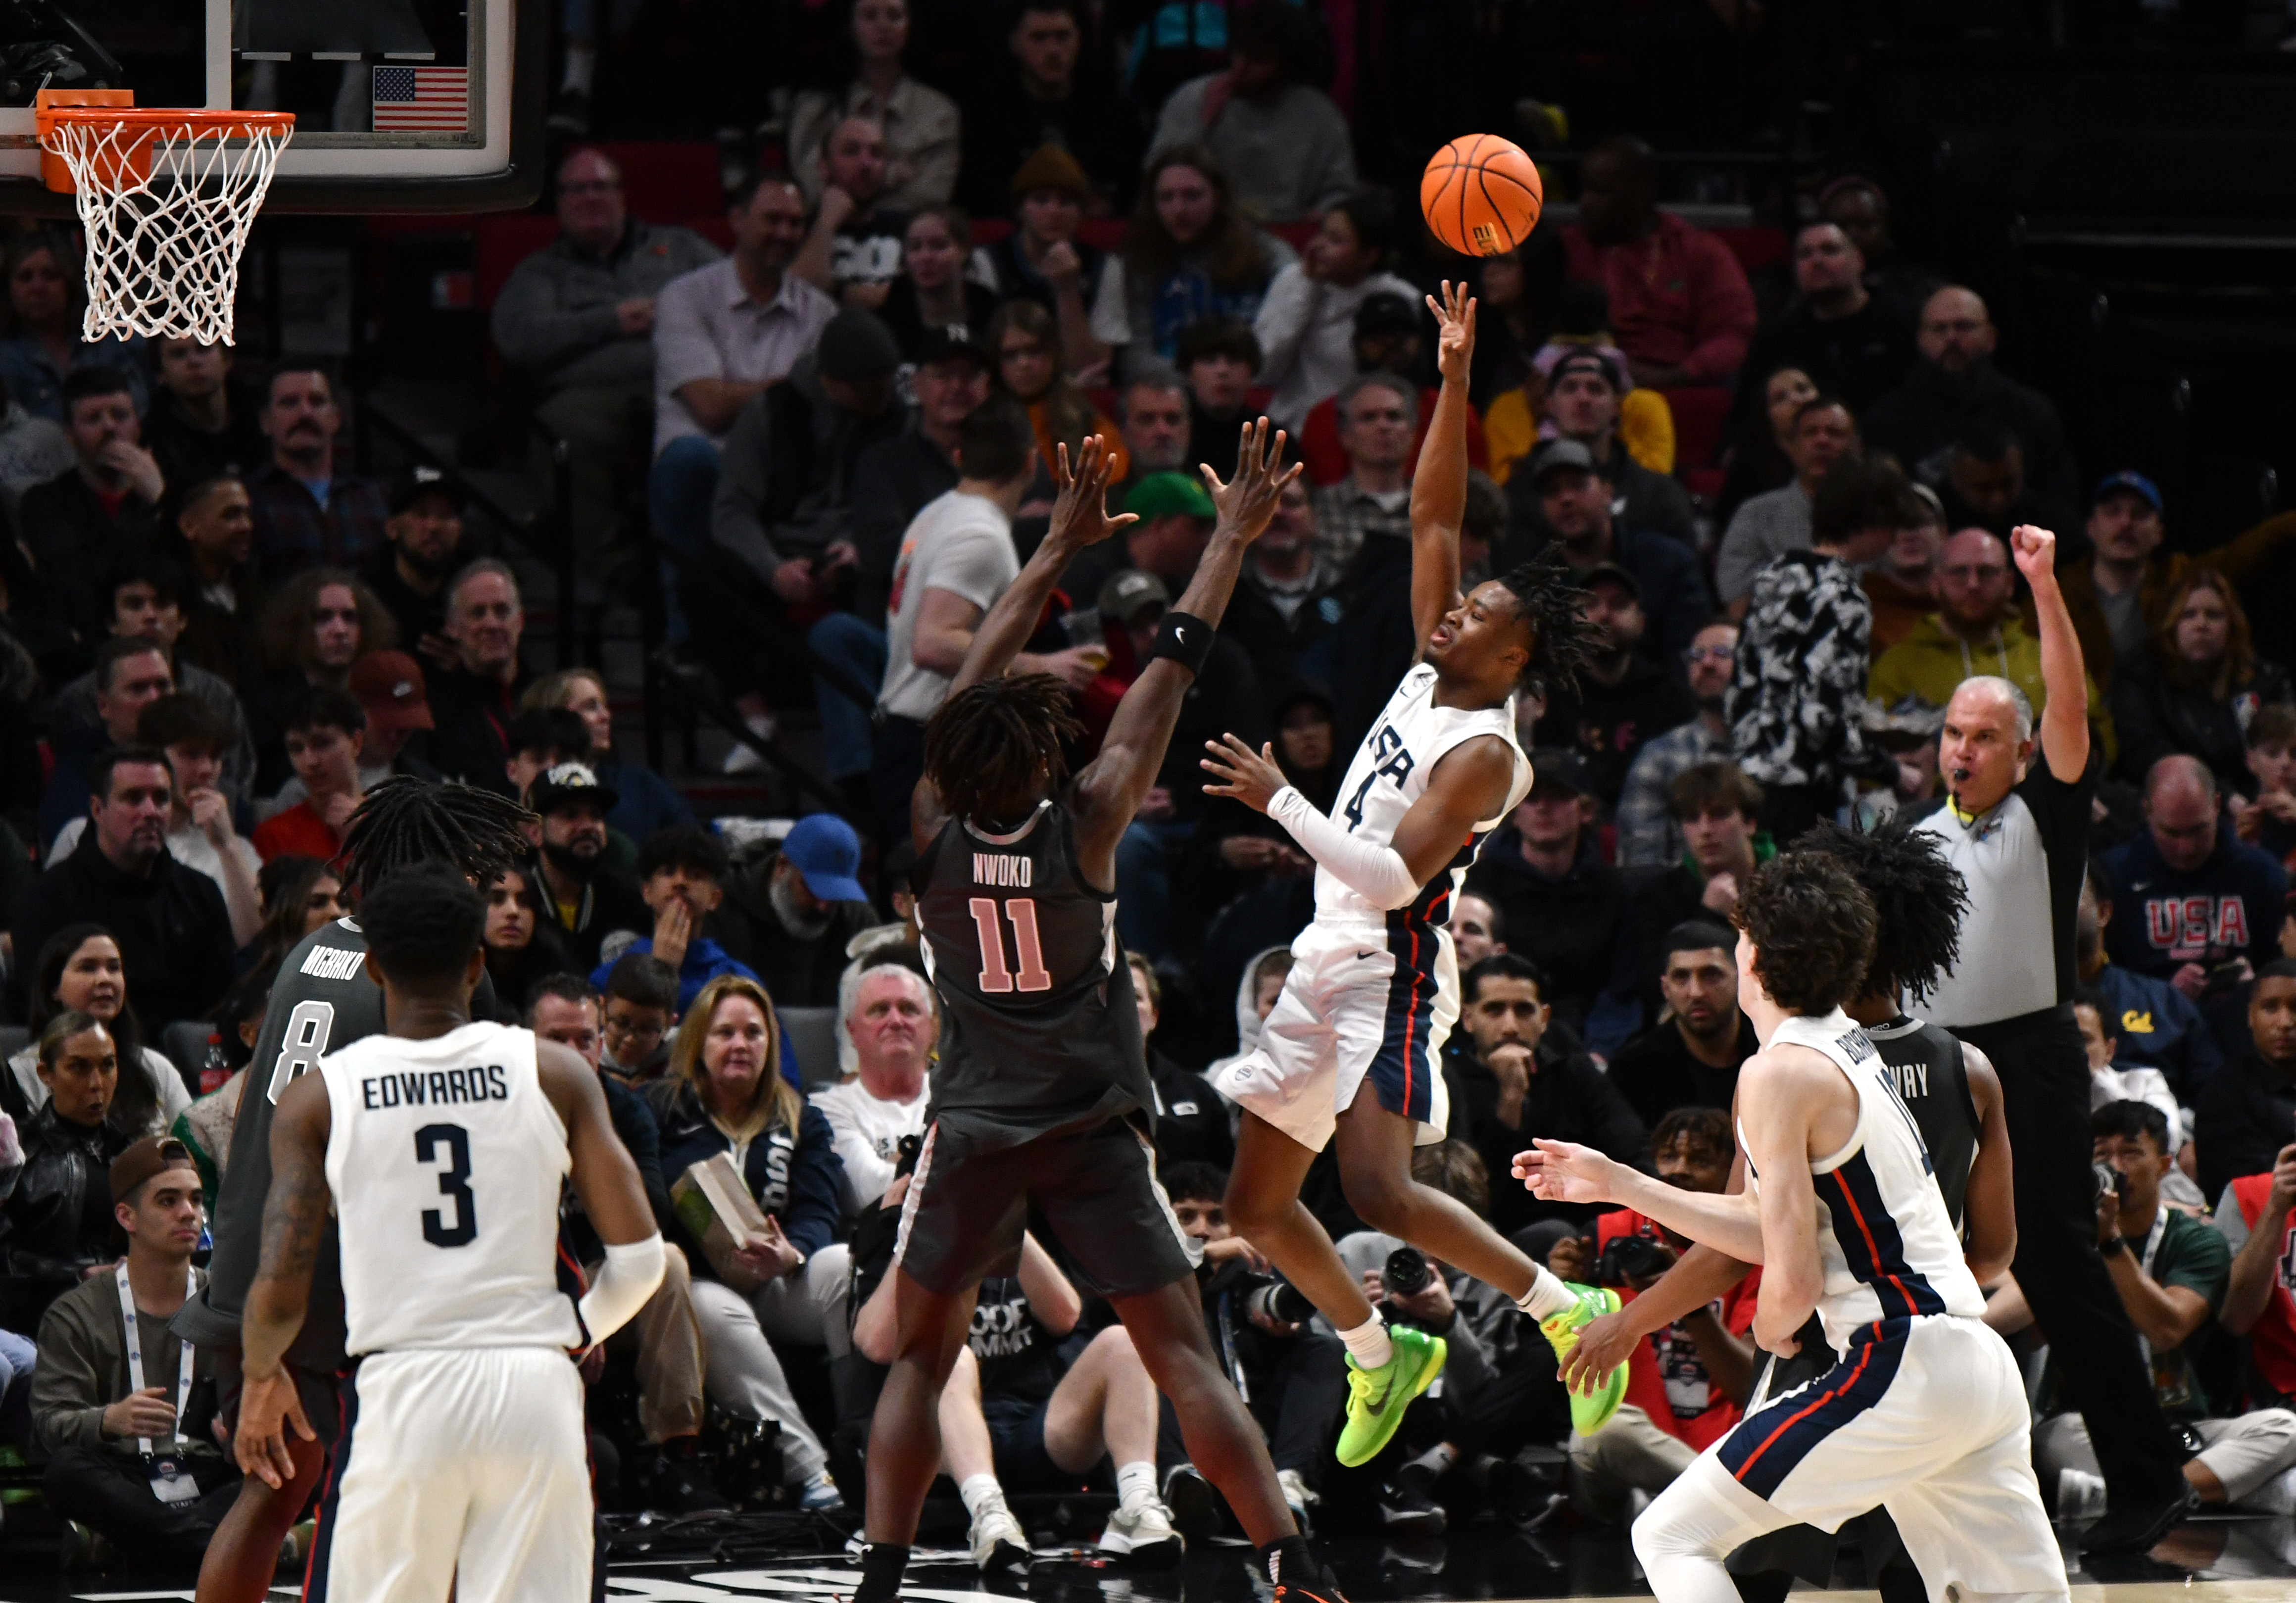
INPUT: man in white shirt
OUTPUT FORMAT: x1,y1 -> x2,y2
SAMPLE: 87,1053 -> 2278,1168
866,397 -> 1098,837
811,963 -> 935,1221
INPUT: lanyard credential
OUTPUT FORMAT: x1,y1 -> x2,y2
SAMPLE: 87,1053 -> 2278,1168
115,1262 -> 197,1458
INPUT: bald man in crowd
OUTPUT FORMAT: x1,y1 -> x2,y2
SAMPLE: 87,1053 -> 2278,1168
1861,286 -> 2079,517
1869,525 -> 2111,761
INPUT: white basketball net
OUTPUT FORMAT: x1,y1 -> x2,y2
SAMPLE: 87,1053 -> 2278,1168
40,117 -> 293,345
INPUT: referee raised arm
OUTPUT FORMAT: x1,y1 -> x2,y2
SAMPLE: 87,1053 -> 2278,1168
1911,524 -> 2191,1554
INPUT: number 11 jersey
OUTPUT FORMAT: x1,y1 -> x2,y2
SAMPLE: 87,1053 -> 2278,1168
319,1020 -> 579,1356
913,800 -> 1150,1155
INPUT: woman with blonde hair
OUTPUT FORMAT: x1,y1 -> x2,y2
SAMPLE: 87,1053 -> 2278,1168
2112,567 -> 2294,792
646,974 -> 850,1510
522,667 -> 694,839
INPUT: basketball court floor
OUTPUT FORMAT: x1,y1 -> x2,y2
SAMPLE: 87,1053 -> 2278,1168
2,1517 -> 2295,1602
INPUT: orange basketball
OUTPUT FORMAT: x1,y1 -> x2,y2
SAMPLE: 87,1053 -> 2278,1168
1420,134 -> 1544,257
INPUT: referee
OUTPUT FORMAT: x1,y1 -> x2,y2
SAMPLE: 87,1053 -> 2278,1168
1910,525 -> 2190,1554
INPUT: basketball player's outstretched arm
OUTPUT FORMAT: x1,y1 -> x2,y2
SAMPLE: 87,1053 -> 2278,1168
1071,419 -> 1297,882
1738,1052 -> 1829,1356
538,1042 -> 667,1348
910,435 -> 1136,853
1515,1137 -> 1765,1266
1959,1042 -> 2018,1282
1202,731 -> 1518,907
235,1072 -> 335,1489
1408,281 -> 1475,663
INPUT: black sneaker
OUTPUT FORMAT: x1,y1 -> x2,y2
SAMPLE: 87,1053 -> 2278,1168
2077,1483 -> 2197,1555
1162,1462 -> 1216,1538
1378,1467 -> 1447,1535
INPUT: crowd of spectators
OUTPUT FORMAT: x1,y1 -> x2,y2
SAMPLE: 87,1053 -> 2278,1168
1,0 -> 2296,1571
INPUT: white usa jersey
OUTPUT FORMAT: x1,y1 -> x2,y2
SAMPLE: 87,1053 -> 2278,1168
321,1021 -> 579,1356
1742,1011 -> 1985,1352
1315,663 -> 1532,929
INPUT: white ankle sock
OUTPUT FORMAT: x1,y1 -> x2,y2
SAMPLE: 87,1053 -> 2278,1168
1514,1264 -> 1577,1321
1116,1460 -> 1159,1510
1338,1316 -> 1394,1369
959,1474 -> 1006,1519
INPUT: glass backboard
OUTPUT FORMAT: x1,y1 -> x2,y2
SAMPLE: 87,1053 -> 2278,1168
0,0 -> 541,211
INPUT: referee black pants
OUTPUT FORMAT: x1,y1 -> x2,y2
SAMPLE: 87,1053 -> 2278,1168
1959,1004 -> 2185,1505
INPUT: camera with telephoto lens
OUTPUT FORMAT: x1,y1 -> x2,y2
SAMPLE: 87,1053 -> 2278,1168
1384,1246 -> 1434,1298
1596,1233 -> 1676,1287
1239,1276 -> 1316,1327
2092,1159 -> 2121,1204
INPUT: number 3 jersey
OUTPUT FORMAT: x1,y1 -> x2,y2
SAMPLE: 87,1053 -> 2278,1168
1319,663 -> 1531,929
913,800 -> 1151,1154
319,1020 -> 579,1356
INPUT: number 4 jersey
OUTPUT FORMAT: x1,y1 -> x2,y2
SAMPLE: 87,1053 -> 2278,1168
1321,662 -> 1531,929
913,800 -> 1151,1154
320,1020 -> 579,1355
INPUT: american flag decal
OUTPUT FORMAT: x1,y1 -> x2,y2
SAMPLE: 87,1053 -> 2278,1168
372,66 -> 469,133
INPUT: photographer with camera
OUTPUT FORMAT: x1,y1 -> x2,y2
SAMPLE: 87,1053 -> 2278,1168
1543,1109 -> 1758,1526
2023,1100 -> 2296,1518
1159,1163 -> 1344,1531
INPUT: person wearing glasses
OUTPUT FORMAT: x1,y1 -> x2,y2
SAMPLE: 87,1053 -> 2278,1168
491,147 -> 720,577
1614,619 -> 1739,868
600,953 -> 680,1086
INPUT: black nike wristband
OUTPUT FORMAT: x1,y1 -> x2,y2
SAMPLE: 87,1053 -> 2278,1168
1148,610 -> 1215,675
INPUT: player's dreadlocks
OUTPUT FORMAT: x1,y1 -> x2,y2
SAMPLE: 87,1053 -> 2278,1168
1493,553 -> 1598,696
923,672 -> 1083,828
1799,813 -> 1972,1005
335,777 -> 534,901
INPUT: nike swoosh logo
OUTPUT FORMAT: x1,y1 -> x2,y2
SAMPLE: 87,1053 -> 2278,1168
2130,881 -> 2154,893
1174,626 -> 1187,641
1356,951 -> 1376,961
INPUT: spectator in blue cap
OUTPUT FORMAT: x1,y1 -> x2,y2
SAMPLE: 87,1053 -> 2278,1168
2062,468 -> 2296,690
712,813 -> 879,1009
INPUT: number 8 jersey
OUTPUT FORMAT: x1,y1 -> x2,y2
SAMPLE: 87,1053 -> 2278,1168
319,1020 -> 580,1356
913,800 -> 1152,1155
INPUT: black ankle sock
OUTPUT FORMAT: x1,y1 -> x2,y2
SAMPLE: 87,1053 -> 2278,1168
1260,1533 -> 1315,1588
851,1541 -> 910,1603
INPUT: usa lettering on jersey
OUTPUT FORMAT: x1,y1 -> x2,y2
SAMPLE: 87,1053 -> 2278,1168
301,945 -> 367,981
2144,894 -> 2251,958
358,1065 -> 511,1109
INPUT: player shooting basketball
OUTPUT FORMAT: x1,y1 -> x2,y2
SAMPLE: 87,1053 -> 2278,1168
856,422 -> 1349,1603
1197,282 -> 1628,1467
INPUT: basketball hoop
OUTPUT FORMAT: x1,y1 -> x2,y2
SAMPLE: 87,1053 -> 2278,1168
35,91 -> 295,346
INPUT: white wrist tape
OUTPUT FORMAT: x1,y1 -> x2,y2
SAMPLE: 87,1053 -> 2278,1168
1267,786 -> 1419,910
578,1233 -> 666,1348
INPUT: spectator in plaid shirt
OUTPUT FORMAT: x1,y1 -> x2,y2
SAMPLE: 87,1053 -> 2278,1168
245,366 -> 390,576
1308,372 -> 1415,573
1615,618 -> 1739,867
1725,458 -> 1920,844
